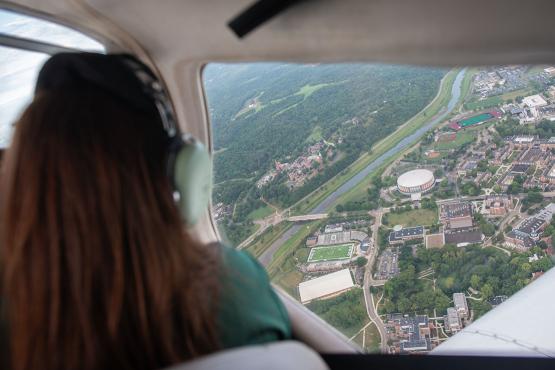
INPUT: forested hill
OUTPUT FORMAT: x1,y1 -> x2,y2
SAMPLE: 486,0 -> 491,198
204,63 -> 446,223
204,63 -> 445,186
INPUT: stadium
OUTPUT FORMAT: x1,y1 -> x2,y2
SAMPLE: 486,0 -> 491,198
449,110 -> 501,130
397,169 -> 435,195
307,243 -> 354,263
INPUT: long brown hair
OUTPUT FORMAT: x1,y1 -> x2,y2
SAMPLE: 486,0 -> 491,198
0,87 -> 220,370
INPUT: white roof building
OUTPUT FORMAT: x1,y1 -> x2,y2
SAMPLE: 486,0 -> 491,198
522,94 -> 547,108
453,293 -> 469,319
446,307 -> 462,333
298,269 -> 354,304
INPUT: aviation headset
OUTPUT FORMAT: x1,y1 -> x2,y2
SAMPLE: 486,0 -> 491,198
35,52 -> 212,226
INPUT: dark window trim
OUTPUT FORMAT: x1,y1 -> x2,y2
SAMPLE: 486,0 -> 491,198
322,354 -> 555,370
0,32 -> 80,55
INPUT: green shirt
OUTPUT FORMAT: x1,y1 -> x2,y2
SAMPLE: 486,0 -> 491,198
217,246 -> 292,348
0,246 -> 292,363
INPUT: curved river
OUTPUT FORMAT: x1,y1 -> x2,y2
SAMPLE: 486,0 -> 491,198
259,69 -> 467,266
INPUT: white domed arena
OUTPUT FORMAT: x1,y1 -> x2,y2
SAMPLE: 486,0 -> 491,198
397,169 -> 435,195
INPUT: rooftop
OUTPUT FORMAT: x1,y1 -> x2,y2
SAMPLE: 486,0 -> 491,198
298,269 -> 354,304
506,231 -> 536,248
523,94 -> 548,108
444,228 -> 483,245
453,293 -> 468,312
441,201 -> 472,219
389,226 -> 424,242
397,169 -> 434,188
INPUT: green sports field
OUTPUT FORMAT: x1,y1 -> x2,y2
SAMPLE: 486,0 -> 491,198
307,243 -> 354,263
458,112 -> 494,127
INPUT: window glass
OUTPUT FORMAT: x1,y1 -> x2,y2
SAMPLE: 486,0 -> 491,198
0,9 -> 104,51
0,9 -> 104,147
203,63 -> 555,353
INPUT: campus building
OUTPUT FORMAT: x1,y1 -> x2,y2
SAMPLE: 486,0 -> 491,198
298,269 -> 354,304
389,226 -> 424,245
453,293 -> 469,320
397,169 -> 435,195
440,201 -> 473,229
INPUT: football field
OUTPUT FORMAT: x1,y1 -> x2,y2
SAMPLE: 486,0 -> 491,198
307,243 -> 354,263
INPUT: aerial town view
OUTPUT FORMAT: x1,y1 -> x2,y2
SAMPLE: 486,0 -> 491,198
205,63 -> 555,353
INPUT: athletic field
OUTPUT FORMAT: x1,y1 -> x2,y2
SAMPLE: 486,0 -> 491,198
458,112 -> 494,127
307,243 -> 354,263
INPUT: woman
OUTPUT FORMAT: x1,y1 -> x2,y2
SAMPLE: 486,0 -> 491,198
0,54 -> 291,370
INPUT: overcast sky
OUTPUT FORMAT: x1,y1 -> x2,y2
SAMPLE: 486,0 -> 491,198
0,9 -> 103,147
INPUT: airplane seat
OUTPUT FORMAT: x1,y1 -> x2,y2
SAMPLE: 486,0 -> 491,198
163,341 -> 329,370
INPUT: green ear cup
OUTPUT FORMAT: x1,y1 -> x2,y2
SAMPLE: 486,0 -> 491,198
173,139 -> 212,226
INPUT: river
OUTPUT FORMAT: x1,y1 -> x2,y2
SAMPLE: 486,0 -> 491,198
259,69 -> 467,266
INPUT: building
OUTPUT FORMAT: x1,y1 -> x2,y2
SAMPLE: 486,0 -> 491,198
389,226 -> 424,244
425,233 -> 445,249
397,169 -> 435,195
504,204 -> 555,250
522,94 -> 548,108
510,163 -> 530,174
386,314 -> 432,354
360,237 -> 370,253
298,269 -> 354,304
324,224 -> 344,233
305,236 -> 318,247
315,229 -> 369,247
444,227 -> 483,246
453,293 -> 469,319
540,162 -> 555,185
505,231 -> 536,250
446,307 -> 462,333
485,195 -> 510,216
440,201 -> 473,229
316,231 -> 351,246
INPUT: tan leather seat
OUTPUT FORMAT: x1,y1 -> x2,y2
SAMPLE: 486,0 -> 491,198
164,341 -> 329,370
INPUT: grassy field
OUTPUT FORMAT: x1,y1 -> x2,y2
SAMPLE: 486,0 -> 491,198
386,208 -> 438,227
307,243 -> 354,262
364,323 -> 381,353
245,222 -> 291,258
246,205 -> 274,221
454,68 -> 478,111
306,125 -> 323,143
434,130 -> 476,150
465,96 -> 502,111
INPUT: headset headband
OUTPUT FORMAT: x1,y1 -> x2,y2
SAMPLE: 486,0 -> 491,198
36,52 -> 179,138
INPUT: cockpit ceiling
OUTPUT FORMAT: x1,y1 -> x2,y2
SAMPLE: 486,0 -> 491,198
5,0 -> 555,66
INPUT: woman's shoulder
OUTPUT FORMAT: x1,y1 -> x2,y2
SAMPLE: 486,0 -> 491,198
215,244 -> 292,348
219,244 -> 267,279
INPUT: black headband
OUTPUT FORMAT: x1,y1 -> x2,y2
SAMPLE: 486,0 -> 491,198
35,52 -> 159,116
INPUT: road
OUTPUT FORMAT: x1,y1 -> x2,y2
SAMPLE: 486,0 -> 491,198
256,68 -> 467,267
362,210 -> 389,353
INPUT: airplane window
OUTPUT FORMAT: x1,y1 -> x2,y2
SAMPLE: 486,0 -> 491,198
0,9 -> 104,51
0,9 -> 104,147
203,62 -> 555,354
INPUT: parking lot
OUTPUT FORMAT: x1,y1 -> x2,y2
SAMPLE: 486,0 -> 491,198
376,247 -> 400,280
